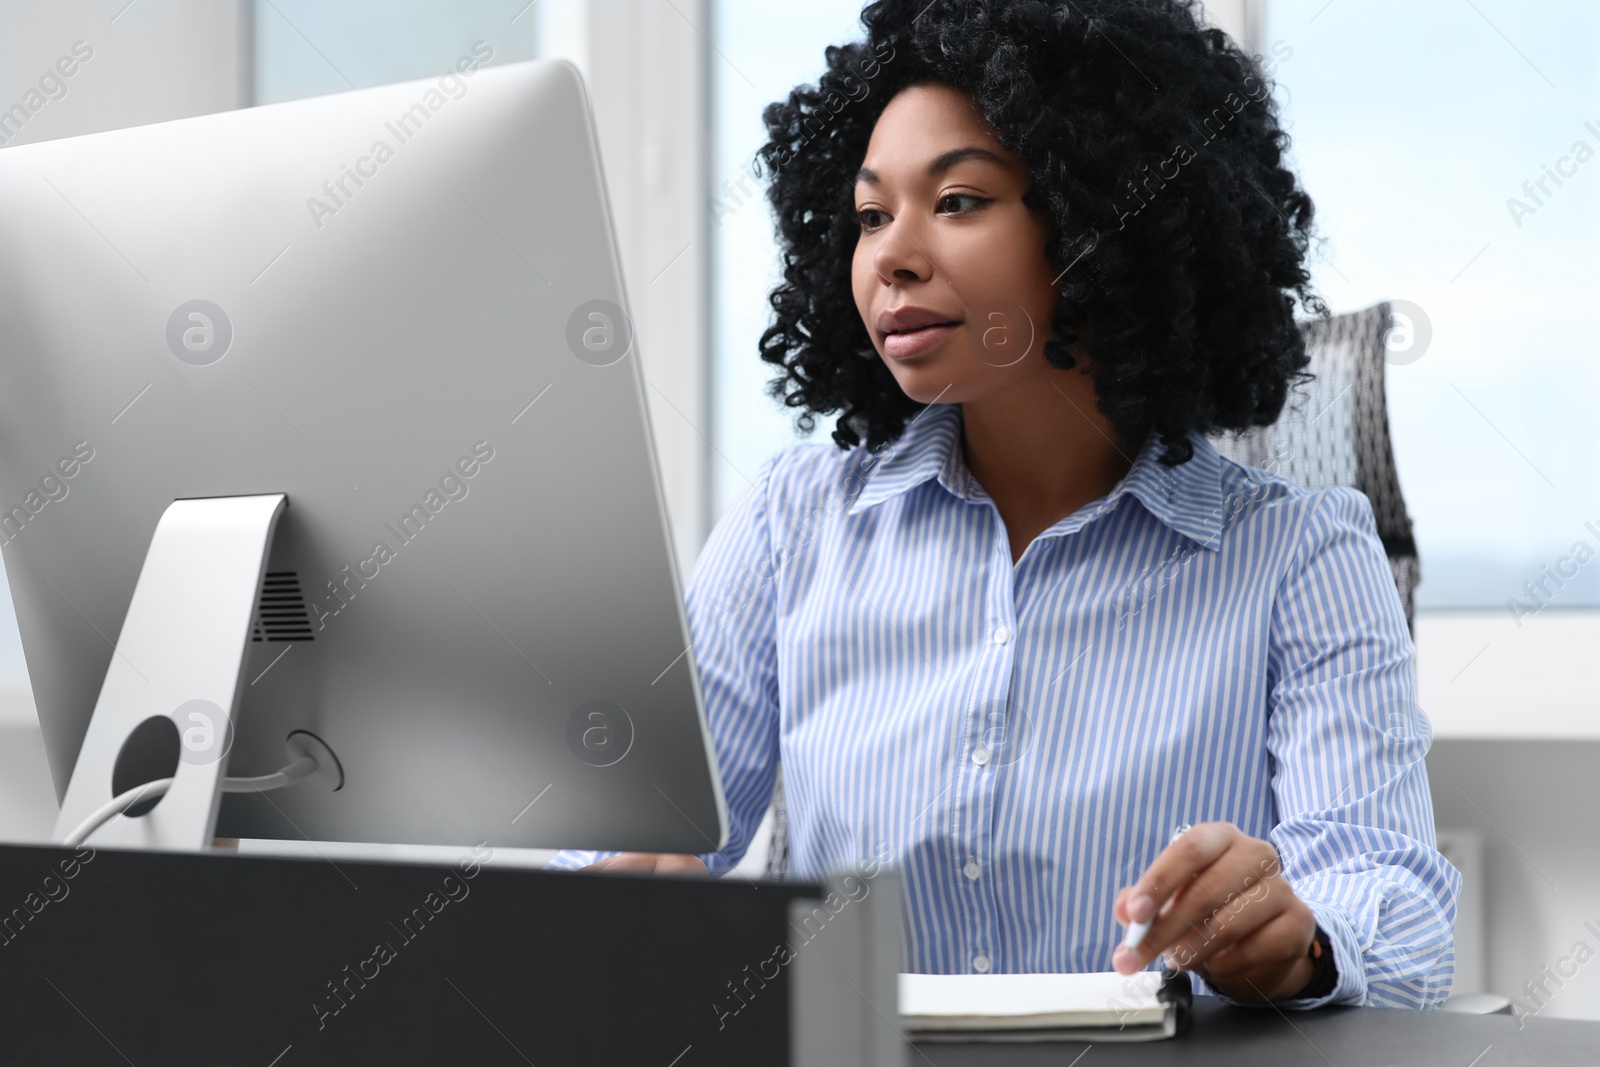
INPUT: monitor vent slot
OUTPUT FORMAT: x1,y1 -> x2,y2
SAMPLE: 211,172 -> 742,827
252,571 -> 314,643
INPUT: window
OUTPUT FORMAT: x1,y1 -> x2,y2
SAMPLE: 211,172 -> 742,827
255,0 -> 536,105
1264,0 -> 1600,611
710,1 -> 867,519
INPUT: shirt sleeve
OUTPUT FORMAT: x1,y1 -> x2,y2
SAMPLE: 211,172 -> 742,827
1201,487 -> 1461,1008
545,450 -> 785,875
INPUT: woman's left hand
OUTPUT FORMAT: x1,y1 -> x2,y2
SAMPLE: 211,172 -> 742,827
1111,821 -> 1318,1003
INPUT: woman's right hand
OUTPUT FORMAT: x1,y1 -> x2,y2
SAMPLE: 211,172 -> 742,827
580,853 -> 709,876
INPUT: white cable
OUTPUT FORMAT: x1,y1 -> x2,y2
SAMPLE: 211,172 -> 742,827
221,754 -> 318,793
63,778 -> 174,848
63,753 -> 321,848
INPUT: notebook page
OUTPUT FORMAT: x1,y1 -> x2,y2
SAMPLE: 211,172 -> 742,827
899,970 -> 1166,1029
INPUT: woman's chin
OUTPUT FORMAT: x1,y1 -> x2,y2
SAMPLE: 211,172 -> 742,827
886,363 -> 968,406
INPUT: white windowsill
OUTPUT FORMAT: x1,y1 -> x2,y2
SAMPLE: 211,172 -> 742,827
1415,609 -> 1600,740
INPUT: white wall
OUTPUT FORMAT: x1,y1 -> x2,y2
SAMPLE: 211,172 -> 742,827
0,0 -> 251,145
0,689 -> 56,843
1431,739 -> 1600,1020
1202,0 -> 1264,54
1418,612 -> 1600,1017
585,0 -> 712,576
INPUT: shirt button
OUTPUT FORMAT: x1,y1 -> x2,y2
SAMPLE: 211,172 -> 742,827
973,953 -> 992,973
971,745 -> 991,766
963,859 -> 981,881
993,625 -> 1011,645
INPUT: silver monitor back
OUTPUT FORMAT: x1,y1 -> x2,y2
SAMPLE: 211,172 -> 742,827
0,58 -> 727,854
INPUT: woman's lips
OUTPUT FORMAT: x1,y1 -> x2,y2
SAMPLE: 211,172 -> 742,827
883,322 -> 960,360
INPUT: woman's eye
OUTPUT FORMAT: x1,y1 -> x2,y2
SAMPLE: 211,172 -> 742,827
857,207 -> 888,231
938,193 -> 988,215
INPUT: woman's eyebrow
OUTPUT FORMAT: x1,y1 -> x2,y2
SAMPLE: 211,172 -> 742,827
927,146 -> 1007,176
855,146 -> 1009,187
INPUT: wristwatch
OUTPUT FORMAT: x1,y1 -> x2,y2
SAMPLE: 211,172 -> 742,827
1291,924 -> 1338,1000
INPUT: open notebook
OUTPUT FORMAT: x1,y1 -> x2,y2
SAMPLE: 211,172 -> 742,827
898,968 -> 1192,1042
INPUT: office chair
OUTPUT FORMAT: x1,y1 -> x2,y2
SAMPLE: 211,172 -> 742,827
1210,300 -> 1421,631
761,301 -> 1421,880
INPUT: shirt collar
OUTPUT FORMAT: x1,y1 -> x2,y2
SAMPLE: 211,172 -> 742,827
844,402 -> 1228,551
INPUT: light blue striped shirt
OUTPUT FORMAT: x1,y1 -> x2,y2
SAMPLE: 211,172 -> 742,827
551,401 -> 1459,1008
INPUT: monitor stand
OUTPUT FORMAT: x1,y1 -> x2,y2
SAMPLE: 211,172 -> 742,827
51,494 -> 289,852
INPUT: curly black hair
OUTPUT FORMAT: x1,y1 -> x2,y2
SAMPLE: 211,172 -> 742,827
755,0 -> 1327,465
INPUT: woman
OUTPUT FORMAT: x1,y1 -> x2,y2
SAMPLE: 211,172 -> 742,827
551,0 -> 1459,1009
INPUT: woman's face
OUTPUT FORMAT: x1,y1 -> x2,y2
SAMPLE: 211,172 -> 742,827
852,82 -> 1065,404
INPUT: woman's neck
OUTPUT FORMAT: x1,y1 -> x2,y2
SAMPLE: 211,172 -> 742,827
959,365 -> 1134,562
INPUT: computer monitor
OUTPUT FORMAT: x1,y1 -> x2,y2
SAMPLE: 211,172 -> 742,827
0,57 -> 727,856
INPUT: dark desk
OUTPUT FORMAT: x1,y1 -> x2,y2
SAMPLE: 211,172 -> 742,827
0,842 -> 824,1065
3,842 -> 1596,1065
916,996 -> 1600,1066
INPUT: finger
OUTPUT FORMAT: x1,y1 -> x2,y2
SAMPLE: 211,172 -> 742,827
1120,883 -> 1184,934
654,854 -> 710,877
1157,841 -> 1285,968
1120,822 -> 1236,927
1115,835 -> 1271,973
1198,911 -> 1317,1002
1113,885 -> 1131,924
1112,882 -> 1160,924
1161,876 -> 1282,971
1203,908 -> 1316,983
588,853 -> 662,873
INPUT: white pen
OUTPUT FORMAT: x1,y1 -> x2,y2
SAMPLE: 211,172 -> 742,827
1121,824 -> 1191,951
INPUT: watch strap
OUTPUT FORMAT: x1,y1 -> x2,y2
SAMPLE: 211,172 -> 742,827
1291,923 -> 1338,1001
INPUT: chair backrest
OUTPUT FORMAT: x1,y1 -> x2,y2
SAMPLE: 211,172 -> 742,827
762,302 -> 1421,880
1210,301 -> 1421,630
